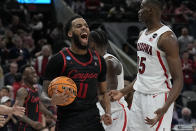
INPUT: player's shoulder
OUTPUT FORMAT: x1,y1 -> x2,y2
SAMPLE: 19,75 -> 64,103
49,50 -> 66,62
158,30 -> 178,52
105,54 -> 122,73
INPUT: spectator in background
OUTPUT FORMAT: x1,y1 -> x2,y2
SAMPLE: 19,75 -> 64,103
72,0 -> 85,16
9,15 -> 26,34
50,23 -> 66,54
181,51 -> 193,91
107,0 -> 125,21
4,62 -> 18,86
162,0 -> 175,25
12,73 -> 22,99
0,86 -> 10,100
178,27 -> 194,54
85,0 -> 100,18
35,45 -> 52,84
0,36 -> 9,66
18,29 -> 35,54
4,29 -> 14,49
0,66 -> 4,88
32,38 -> 47,58
8,35 -> 30,68
178,107 -> 196,125
174,1 -> 194,24
30,13 -> 44,43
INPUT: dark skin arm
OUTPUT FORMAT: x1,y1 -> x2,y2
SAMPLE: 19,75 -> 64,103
15,88 -> 44,130
98,81 -> 112,125
43,80 -> 51,96
99,58 -> 120,110
145,31 -> 183,127
105,57 -> 121,91
109,79 -> 136,101
39,101 -> 56,121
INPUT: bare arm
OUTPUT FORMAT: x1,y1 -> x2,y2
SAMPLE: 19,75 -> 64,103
158,31 -> 183,112
15,88 -> 35,127
105,58 -> 121,91
145,31 -> 183,127
43,80 -> 51,97
98,81 -> 111,115
39,101 -> 55,120
0,105 -> 14,115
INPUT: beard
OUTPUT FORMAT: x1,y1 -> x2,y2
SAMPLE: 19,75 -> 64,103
72,32 -> 88,50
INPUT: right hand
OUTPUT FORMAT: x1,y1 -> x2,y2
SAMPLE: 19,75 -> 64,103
109,90 -> 123,101
12,101 -> 25,117
51,87 -> 70,105
0,115 -> 6,127
32,121 -> 45,130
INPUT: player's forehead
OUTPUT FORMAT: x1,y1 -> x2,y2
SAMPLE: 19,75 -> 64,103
72,18 -> 88,26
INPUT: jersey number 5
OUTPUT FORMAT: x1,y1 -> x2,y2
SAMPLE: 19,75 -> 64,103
78,83 -> 88,98
137,56 -> 146,74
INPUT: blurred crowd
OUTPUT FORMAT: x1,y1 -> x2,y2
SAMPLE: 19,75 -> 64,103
0,0 -> 62,130
64,0 -> 196,24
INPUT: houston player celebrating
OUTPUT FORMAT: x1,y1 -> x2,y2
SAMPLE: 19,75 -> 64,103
43,16 -> 112,131
110,0 -> 183,130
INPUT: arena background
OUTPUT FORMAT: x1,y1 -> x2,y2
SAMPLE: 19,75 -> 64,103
0,0 -> 196,130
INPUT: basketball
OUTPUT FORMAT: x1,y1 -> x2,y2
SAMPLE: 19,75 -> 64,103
48,76 -> 77,106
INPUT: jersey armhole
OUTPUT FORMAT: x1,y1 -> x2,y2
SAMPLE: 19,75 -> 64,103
156,30 -> 173,55
94,51 -> 102,73
60,50 -> 67,75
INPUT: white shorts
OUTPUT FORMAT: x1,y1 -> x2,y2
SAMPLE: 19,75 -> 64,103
128,91 -> 174,131
97,102 -> 129,131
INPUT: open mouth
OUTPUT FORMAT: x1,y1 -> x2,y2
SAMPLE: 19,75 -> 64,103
80,33 -> 88,40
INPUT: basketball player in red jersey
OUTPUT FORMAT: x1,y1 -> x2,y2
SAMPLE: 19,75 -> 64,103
15,65 -> 55,131
110,0 -> 183,130
43,16 -> 112,131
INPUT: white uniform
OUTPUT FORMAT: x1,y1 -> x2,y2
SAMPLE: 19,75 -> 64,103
129,25 -> 174,131
97,53 -> 129,131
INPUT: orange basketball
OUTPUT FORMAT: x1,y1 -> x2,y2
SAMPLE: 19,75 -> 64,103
48,76 -> 77,106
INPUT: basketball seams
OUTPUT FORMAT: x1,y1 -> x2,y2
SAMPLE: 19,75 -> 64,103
49,83 -> 76,89
48,76 -> 77,106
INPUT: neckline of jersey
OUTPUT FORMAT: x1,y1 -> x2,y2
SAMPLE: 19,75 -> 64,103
144,25 -> 165,36
66,48 -> 93,66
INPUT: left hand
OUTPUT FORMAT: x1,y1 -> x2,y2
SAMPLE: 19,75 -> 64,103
101,113 -> 112,126
145,107 -> 166,127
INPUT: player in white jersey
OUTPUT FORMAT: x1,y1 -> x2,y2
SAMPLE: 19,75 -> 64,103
110,0 -> 183,131
89,30 -> 129,131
